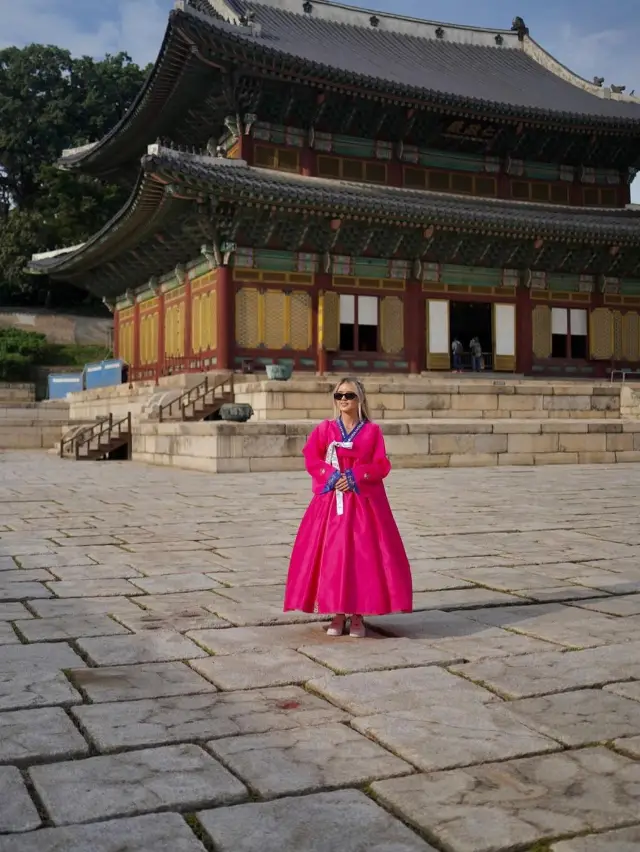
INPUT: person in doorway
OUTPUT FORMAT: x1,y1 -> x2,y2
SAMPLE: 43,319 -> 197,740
470,336 -> 483,372
284,377 -> 412,638
451,337 -> 464,372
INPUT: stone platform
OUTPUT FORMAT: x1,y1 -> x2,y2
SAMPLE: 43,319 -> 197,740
0,452 -> 640,851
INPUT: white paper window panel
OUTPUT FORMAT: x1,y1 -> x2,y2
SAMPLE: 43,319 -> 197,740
551,307 -> 568,335
358,295 -> 378,326
570,308 -> 588,336
339,294 -> 355,325
428,299 -> 449,353
494,304 -> 516,357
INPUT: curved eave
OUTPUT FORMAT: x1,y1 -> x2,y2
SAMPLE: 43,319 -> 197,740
56,12 -> 210,177
186,14 -> 640,131
27,171 -> 187,290
145,151 -> 640,246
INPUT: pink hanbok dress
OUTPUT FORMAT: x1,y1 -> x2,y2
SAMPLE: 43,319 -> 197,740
284,418 -> 412,615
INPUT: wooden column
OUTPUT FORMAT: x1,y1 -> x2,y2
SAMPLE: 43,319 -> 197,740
497,170 -> 511,199
238,134 -> 254,164
216,265 -> 233,370
387,160 -> 403,188
184,275 -> 193,362
133,301 -> 141,371
404,278 -> 422,374
515,285 -> 532,375
300,146 -> 315,177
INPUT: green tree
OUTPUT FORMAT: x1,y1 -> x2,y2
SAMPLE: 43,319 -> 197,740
0,44 -> 149,306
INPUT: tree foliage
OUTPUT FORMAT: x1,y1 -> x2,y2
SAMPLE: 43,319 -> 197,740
0,44 -> 149,306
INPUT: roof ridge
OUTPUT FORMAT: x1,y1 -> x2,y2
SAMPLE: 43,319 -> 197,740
241,0 -> 521,47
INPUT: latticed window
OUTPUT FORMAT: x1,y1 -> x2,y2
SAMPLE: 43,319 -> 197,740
317,156 -> 387,184
583,187 -> 618,207
511,180 -> 570,204
403,167 -> 496,197
254,144 -> 300,173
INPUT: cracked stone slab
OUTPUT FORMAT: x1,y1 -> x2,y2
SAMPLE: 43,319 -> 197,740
0,622 -> 18,644
28,596 -> 143,618
412,587 -> 524,611
507,688 -> 640,745
198,789 -> 436,852
46,563 -> 143,580
430,628 -> 558,661
188,622 -> 363,655
0,603 -> 31,620
309,666 -> 494,716
69,662 -> 217,703
570,594 -> 640,617
353,702 -> 558,771
0,642 -> 84,670
75,630 -> 208,666
605,681 -> 640,703
367,609 -> 496,641
0,766 -> 41,832
14,614 -> 131,642
450,641 -> 640,699
0,812 -> 208,852
371,747 -> 640,852
553,826 -> 640,851
299,638 -> 462,674
0,707 -> 88,764
614,735 -> 640,758
207,722 -> 412,799
190,649 -> 329,690
134,591 -> 228,615
129,572 -> 223,594
29,743 -> 247,826
72,687 -> 347,752
0,643 -> 85,711
112,610 -> 230,633
45,578 -> 143,598
0,580 -> 52,601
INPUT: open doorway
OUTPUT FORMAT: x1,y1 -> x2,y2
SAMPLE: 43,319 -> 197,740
450,301 -> 493,370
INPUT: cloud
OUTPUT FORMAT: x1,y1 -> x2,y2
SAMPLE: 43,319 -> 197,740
0,0 -> 170,65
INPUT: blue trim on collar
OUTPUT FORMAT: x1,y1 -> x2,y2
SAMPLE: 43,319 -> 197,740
336,417 -> 366,443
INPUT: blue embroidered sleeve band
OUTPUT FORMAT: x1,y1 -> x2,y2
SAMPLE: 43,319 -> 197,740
322,469 -> 342,494
345,469 -> 358,493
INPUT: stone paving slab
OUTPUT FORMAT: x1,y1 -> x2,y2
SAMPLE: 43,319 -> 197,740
187,622 -> 352,655
14,614 -> 131,642
45,578 -> 144,598
29,744 -> 248,825
299,637 -> 461,673
353,703 -> 559,771
190,648 -> 329,689
198,789 -> 437,852
614,735 -> 640,758
0,813 -> 208,852
72,687 -> 348,752
553,826 -> 640,852
507,688 -> 640,746
309,666 -> 494,715
111,610 -> 231,632
0,765 -> 41,832
28,596 -> 143,617
450,641 -> 640,698
0,707 -> 88,764
372,747 -> 640,852
606,681 -> 640,703
75,630 -> 208,666
68,662 -> 217,703
0,603 -> 31,621
570,594 -> 640,616
0,622 -> 18,644
207,723 -> 412,799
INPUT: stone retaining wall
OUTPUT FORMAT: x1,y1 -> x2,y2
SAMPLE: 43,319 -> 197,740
132,419 -> 640,473
234,380 -> 625,422
0,402 -> 71,449
0,383 -> 35,403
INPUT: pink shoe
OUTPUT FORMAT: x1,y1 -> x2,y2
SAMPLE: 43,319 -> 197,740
327,614 -> 346,637
349,615 -> 366,639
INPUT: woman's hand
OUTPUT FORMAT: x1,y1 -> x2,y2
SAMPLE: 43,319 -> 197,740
335,476 -> 350,492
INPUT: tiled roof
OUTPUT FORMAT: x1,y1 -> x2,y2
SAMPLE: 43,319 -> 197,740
145,148 -> 640,243
207,0 -> 640,122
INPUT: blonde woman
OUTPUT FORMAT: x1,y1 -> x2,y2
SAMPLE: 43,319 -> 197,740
284,377 -> 412,637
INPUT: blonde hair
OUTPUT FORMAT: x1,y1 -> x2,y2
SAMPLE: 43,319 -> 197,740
332,376 -> 372,422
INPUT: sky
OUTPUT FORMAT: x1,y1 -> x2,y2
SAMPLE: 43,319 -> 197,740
2,0 -> 639,198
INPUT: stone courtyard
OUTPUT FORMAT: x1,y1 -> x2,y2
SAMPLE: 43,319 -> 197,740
1,452 -> 640,851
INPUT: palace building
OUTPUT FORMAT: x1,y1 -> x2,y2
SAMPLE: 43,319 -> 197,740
28,0 -> 640,379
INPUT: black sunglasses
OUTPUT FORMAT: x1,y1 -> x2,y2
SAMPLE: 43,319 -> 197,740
334,392 -> 358,401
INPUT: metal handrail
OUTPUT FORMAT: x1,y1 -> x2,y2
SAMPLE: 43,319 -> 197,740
61,413 -> 132,459
157,373 -> 234,423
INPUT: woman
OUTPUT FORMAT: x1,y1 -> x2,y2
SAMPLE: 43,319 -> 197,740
284,377 -> 412,638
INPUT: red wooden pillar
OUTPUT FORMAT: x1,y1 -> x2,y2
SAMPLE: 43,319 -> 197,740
184,274 -> 193,364
300,146 -> 314,177
405,278 -> 422,373
157,292 -> 165,381
515,285 -> 532,375
238,134 -> 254,165
133,301 -> 141,372
216,265 -> 233,370
315,272 -> 331,374
387,160 -> 403,188
497,170 -> 510,199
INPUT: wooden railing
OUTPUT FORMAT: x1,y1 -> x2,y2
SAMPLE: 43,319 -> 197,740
60,413 -> 132,460
157,373 -> 234,423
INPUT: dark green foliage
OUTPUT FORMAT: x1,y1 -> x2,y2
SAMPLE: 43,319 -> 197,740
0,44 -> 149,307
0,328 -> 46,379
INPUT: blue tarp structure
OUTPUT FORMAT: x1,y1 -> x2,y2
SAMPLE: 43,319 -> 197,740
47,373 -> 84,399
84,359 -> 127,390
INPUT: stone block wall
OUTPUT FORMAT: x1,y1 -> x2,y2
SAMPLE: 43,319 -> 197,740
0,383 -> 36,403
132,418 -> 640,473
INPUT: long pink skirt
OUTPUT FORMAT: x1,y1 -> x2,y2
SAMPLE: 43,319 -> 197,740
284,488 -> 412,615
